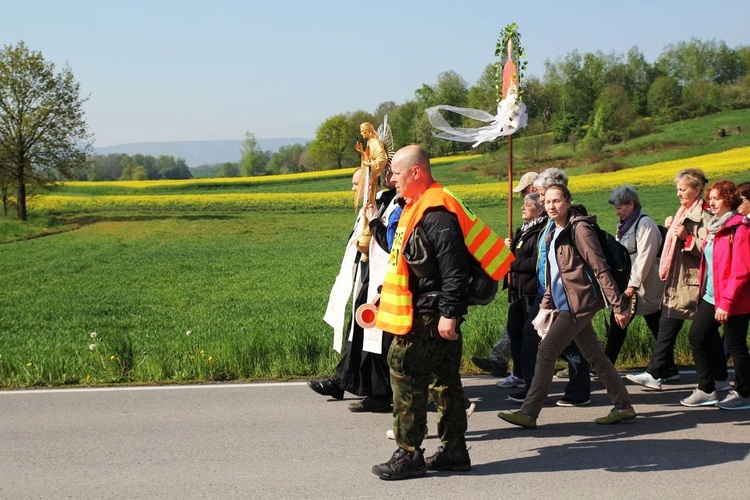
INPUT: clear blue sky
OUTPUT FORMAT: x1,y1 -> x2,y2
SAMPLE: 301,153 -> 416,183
2,0 -> 748,147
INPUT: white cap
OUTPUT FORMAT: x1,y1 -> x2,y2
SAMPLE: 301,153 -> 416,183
513,172 -> 539,193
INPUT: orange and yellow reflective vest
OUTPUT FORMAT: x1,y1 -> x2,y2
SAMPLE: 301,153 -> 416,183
375,183 -> 514,334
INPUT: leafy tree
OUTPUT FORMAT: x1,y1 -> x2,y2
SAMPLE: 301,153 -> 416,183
647,76 -> 682,122
414,83 -> 437,108
131,153 -> 158,179
550,112 -> 581,144
119,154 -> 133,173
543,50 -> 616,127
419,70 -> 471,155
308,114 -> 358,169
657,38 -> 743,86
267,143 -> 307,174
468,64 -> 496,113
467,64 -> 504,152
173,158 -> 191,179
218,162 -> 240,177
714,41 -> 744,85
681,80 -> 722,117
120,164 -> 148,180
388,100 -> 420,149
87,154 -> 123,181
522,74 -> 556,131
156,155 -> 176,179
737,46 -> 750,75
347,110 -> 377,145
620,46 -> 656,116
191,163 -> 224,178
299,149 -> 319,171
0,41 -> 92,220
373,101 -> 397,127
587,83 -> 636,143
722,74 -> 750,109
239,131 -> 269,176
157,155 -> 192,179
412,112 -> 439,156
435,70 -> 469,109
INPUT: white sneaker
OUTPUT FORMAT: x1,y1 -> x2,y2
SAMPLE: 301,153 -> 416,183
626,372 -> 662,390
715,379 -> 731,392
496,374 -> 525,388
717,390 -> 750,410
680,388 -> 719,407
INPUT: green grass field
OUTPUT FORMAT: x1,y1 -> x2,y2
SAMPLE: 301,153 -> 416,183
1,109 -> 749,388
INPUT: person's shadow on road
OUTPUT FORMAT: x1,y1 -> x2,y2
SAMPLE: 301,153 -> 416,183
466,437 -> 750,475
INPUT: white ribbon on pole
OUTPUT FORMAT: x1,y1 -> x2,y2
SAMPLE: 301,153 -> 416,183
425,90 -> 528,147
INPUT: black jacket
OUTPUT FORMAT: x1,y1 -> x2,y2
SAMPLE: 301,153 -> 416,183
402,208 -> 470,318
507,217 -> 547,299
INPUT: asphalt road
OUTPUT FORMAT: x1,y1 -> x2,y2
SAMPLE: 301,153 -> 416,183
1,371 -> 748,499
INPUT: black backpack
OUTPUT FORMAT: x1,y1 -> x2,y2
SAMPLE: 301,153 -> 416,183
573,221 -> 631,294
467,256 -> 499,306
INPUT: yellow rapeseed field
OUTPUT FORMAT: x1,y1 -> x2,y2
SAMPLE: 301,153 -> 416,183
31,147 -> 750,213
441,146 -> 750,205
63,168 -> 356,190
32,191 -> 354,213
431,154 -> 483,165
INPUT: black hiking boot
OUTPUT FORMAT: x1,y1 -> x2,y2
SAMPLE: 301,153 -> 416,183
425,446 -> 472,471
372,448 -> 426,480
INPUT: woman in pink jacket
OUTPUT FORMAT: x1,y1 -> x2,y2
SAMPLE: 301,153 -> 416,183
680,180 -> 750,409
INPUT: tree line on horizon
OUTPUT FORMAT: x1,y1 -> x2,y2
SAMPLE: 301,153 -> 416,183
2,37 -> 750,220
54,37 -> 750,182
85,153 -> 193,182
188,37 -> 750,177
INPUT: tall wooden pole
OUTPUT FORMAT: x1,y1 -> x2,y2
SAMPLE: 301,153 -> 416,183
502,36 -> 517,300
507,136 -> 513,238
507,134 -> 513,300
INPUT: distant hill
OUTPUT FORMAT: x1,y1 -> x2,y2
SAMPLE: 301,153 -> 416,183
94,138 -> 310,167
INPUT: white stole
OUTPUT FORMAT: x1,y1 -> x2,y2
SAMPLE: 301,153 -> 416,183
323,210 -> 363,353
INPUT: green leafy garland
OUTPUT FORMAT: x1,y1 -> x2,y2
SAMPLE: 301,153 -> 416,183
494,22 -> 527,103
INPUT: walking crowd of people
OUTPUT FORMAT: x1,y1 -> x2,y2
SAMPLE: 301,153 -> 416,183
308,138 -> 750,481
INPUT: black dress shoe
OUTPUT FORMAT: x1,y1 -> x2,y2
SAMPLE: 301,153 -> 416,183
471,357 -> 508,377
307,378 -> 344,400
348,397 -> 392,413
507,391 -> 527,403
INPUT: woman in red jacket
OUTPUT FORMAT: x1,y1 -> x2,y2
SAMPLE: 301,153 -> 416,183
680,180 -> 750,409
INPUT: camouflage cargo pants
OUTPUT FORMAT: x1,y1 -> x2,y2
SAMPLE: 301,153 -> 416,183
387,313 -> 467,454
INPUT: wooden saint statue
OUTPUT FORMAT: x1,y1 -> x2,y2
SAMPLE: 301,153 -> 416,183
354,122 -> 389,259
